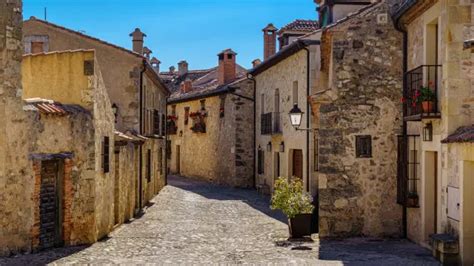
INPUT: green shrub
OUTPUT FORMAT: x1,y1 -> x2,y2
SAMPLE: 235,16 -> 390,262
270,177 -> 314,219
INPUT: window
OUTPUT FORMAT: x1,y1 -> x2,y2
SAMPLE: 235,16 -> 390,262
257,149 -> 265,175
200,99 -> 206,110
102,136 -> 110,173
31,41 -> 44,54
153,110 -> 160,135
146,149 -> 151,182
219,95 -> 226,118
171,105 -> 176,116
292,81 -> 298,105
356,135 -> 372,158
184,107 -> 190,125
260,94 -> 265,114
161,113 -> 165,136
274,89 -> 280,113
84,60 -> 94,76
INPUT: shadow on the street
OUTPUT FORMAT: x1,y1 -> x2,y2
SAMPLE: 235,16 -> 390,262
0,245 -> 90,266
167,175 -> 288,224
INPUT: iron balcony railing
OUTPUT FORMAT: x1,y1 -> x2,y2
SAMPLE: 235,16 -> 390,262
260,112 -> 282,135
404,65 -> 442,120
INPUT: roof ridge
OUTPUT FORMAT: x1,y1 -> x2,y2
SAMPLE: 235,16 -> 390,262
26,17 -> 145,59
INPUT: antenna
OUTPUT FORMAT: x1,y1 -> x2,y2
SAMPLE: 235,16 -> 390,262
44,7 -> 47,21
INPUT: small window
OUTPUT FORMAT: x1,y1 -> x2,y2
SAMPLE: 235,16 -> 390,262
200,99 -> 206,110
84,60 -> 94,76
219,95 -> 225,118
356,135 -> 372,158
184,107 -> 190,125
153,110 -> 160,135
161,113 -> 165,136
172,105 -> 176,116
292,81 -> 298,105
260,94 -> 265,114
274,89 -> 280,113
146,149 -> 151,182
102,136 -> 110,173
258,149 -> 265,175
31,41 -> 44,54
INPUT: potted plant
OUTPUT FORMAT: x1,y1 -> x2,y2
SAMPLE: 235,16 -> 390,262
271,177 -> 314,239
417,82 -> 436,113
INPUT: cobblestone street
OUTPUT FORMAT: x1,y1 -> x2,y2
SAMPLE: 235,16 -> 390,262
1,176 -> 439,265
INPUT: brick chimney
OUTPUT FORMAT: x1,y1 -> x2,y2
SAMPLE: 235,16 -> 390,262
150,57 -> 161,72
129,28 -> 146,54
252,59 -> 262,68
180,80 -> 193,93
178,60 -> 188,76
263,23 -> 278,60
143,46 -> 152,59
218,49 -> 237,85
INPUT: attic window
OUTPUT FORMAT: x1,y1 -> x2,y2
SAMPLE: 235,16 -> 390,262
84,60 -> 94,76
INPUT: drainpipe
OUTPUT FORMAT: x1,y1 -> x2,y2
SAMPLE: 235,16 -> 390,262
165,95 -> 169,186
395,16 -> 409,239
303,46 -> 311,193
246,73 -> 257,189
138,59 -> 146,211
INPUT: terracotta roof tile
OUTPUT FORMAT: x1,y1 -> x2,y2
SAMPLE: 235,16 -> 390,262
442,125 -> 474,144
279,19 -> 319,33
23,98 -> 89,115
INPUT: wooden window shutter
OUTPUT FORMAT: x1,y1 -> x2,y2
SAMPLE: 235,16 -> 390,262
161,113 -> 166,136
153,110 -> 160,135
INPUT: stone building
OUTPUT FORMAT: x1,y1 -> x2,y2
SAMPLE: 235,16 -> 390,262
23,18 -> 170,216
0,8 -> 118,254
250,22 -> 320,195
392,0 -> 474,264
163,50 -> 254,187
311,1 -> 404,238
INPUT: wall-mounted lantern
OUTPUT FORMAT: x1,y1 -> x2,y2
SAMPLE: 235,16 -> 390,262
289,104 -> 303,129
279,141 -> 285,152
423,123 -> 433,141
267,141 -> 272,152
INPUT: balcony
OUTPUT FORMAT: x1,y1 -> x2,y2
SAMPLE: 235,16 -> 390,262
261,112 -> 282,135
404,65 -> 442,121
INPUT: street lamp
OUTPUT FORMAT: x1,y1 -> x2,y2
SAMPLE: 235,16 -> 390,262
289,104 -> 304,129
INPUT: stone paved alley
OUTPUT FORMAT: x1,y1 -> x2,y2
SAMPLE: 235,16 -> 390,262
0,176 -> 439,265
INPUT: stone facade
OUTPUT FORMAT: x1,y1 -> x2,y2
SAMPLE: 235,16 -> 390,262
23,18 -> 168,214
313,2 -> 403,238
395,0 -> 474,264
167,78 -> 255,188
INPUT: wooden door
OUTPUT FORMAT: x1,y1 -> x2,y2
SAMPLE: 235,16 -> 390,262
292,150 -> 303,179
39,160 -> 63,249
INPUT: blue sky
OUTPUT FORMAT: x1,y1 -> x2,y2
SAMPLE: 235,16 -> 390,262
24,0 -> 317,70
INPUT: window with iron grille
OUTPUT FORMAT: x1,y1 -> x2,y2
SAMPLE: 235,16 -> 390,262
153,110 -> 160,135
146,149 -> 151,182
102,136 -> 110,173
161,113 -> 166,136
257,150 -> 264,175
260,113 -> 272,135
356,135 -> 372,158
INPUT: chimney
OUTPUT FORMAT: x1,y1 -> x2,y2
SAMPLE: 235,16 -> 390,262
178,60 -> 188,76
169,66 -> 175,73
143,46 -> 152,59
180,80 -> 193,93
263,23 -> 278,60
129,28 -> 146,54
217,49 -> 237,85
150,57 -> 161,72
252,59 -> 262,68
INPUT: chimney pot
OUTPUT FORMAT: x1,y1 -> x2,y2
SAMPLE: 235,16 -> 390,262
252,59 -> 262,68
143,46 -> 152,59
218,49 -> 237,85
178,60 -> 189,76
169,66 -> 175,73
150,57 -> 161,72
180,80 -> 193,93
263,23 -> 278,60
129,28 -> 147,54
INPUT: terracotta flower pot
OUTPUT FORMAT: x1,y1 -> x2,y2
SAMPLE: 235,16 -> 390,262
422,101 -> 434,113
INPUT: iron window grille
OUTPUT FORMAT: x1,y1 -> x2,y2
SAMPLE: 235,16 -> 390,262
260,112 -> 281,135
404,65 -> 442,119
356,135 -> 372,158
102,136 -> 110,173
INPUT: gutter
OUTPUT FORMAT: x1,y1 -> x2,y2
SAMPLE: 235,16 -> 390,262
392,0 -> 418,31
246,73 -> 257,189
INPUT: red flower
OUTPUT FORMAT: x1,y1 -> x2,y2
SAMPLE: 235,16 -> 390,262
400,97 -> 406,103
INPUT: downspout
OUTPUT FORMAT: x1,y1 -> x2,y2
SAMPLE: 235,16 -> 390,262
303,46 -> 311,193
247,73 -> 257,189
138,59 -> 146,210
395,16 -> 409,239
165,95 -> 169,186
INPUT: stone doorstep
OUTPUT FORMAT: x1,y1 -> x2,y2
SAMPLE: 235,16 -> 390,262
429,234 -> 459,265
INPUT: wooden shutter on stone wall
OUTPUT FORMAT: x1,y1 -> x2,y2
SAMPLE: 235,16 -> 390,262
153,110 -> 160,135
161,114 -> 166,136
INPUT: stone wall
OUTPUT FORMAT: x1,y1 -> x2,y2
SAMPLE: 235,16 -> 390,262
167,79 -> 254,188
316,2 -> 403,238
